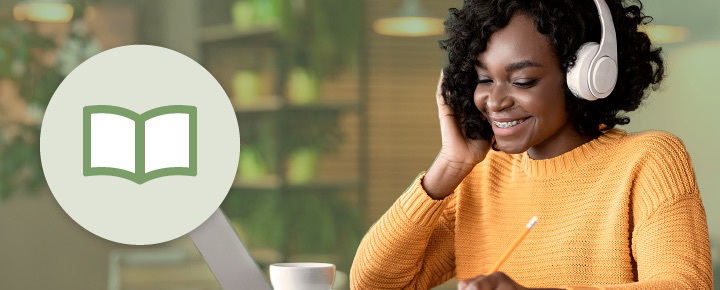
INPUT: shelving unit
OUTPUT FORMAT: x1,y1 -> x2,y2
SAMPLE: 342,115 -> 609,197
199,22 -> 363,189
200,24 -> 278,44
198,0 -> 367,273
230,98 -> 359,114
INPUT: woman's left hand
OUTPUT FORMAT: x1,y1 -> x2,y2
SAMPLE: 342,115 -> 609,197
458,272 -> 563,290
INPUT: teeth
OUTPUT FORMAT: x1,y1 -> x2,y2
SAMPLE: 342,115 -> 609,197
493,118 -> 527,129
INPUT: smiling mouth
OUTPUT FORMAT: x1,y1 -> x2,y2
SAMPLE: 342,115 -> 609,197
492,117 -> 529,129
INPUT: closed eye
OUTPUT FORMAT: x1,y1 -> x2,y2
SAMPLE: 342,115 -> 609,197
513,79 -> 538,89
477,79 -> 493,86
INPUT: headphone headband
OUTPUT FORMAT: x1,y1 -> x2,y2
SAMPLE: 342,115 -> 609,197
594,0 -> 617,62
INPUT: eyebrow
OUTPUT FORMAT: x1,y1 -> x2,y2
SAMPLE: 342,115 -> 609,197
476,60 -> 543,72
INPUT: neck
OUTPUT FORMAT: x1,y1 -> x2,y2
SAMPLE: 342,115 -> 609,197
528,121 -> 596,160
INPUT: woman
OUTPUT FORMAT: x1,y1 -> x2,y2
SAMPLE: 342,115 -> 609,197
350,0 -> 712,289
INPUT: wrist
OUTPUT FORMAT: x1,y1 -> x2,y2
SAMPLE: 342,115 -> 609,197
436,149 -> 481,172
423,157 -> 474,199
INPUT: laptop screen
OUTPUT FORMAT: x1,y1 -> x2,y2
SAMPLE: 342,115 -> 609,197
189,208 -> 272,290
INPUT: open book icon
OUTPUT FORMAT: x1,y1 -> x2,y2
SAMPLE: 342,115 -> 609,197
83,105 -> 197,184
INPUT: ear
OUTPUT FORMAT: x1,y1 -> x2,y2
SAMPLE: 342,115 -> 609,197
566,42 -> 600,101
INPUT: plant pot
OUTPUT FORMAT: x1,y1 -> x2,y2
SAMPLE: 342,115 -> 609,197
286,147 -> 320,184
232,0 -> 278,29
238,146 -> 269,181
232,70 -> 261,106
231,1 -> 255,29
287,67 -> 319,105
251,0 -> 278,26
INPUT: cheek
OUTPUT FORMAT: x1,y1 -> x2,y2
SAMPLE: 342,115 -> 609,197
524,87 -> 568,126
543,82 -> 569,116
525,79 -> 567,115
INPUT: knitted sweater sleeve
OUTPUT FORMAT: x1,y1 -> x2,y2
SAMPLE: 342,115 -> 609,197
568,133 -> 713,290
350,173 -> 458,289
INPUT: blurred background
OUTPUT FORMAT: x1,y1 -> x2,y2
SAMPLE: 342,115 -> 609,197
0,0 -> 716,289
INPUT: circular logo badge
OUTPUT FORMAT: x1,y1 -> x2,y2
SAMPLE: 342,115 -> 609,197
40,45 -> 240,245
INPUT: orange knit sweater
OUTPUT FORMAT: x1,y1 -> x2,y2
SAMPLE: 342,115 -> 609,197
350,129 -> 713,289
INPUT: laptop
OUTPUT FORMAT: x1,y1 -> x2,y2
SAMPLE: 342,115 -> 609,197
189,208 -> 273,290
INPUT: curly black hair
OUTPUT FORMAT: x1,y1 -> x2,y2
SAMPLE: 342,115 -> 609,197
438,0 -> 664,141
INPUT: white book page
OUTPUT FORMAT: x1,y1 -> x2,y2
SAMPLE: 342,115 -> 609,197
144,113 -> 190,173
90,113 -> 136,172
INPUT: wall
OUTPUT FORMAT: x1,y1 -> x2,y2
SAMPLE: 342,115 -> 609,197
365,0 -> 461,222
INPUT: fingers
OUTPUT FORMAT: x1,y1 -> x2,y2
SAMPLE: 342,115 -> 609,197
435,69 -> 464,143
458,277 -> 475,290
458,279 -> 468,289
458,272 -> 512,290
436,69 -> 446,107
459,275 -> 496,290
435,70 -> 456,123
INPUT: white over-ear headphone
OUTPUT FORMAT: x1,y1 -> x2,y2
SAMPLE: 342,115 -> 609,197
566,0 -> 618,101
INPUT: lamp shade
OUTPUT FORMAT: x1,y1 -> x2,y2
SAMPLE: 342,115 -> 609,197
641,25 -> 689,44
13,0 -> 74,23
373,0 -> 444,37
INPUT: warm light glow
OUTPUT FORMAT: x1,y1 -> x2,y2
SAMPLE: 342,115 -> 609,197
640,25 -> 689,44
13,2 -> 74,23
373,17 -> 444,37
13,6 -> 27,21
84,6 -> 97,22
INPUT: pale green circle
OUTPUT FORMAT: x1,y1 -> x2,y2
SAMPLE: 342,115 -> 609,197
40,45 -> 240,245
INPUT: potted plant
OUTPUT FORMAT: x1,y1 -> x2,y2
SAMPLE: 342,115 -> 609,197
229,0 -> 362,88
0,0 -> 99,201
0,18 -> 60,199
283,109 -> 343,184
275,0 -> 362,104
237,114 -> 278,182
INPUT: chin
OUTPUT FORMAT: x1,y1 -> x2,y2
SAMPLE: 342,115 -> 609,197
495,141 -> 528,155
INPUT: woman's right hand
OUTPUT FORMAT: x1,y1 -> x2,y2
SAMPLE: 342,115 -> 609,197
422,70 -> 493,199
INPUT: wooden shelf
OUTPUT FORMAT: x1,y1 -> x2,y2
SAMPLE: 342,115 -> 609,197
233,174 -> 282,190
201,24 -> 278,45
232,98 -> 282,113
233,98 -> 359,114
232,174 -> 359,191
283,101 -> 359,112
282,179 -> 360,192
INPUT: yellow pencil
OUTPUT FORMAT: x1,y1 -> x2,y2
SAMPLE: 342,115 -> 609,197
488,216 -> 538,273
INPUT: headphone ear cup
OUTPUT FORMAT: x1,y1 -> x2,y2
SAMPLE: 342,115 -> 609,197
566,42 -> 600,101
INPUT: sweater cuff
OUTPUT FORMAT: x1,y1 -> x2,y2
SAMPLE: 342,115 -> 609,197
396,172 -> 453,228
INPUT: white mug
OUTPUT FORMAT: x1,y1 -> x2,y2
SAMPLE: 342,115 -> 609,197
269,262 -> 336,290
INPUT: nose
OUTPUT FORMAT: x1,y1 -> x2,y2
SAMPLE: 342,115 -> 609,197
475,83 -> 513,114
